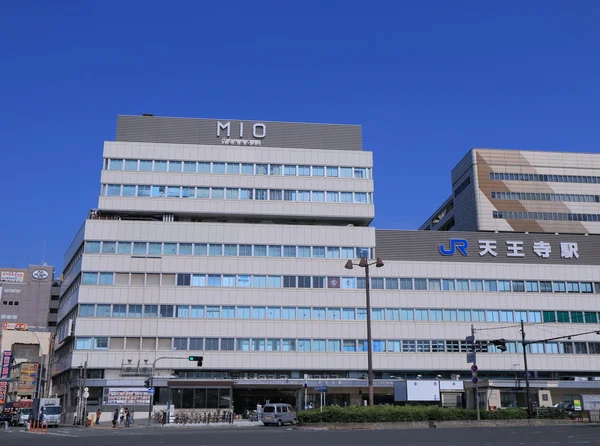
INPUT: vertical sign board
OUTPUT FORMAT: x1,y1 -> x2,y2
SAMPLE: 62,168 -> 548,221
0,351 -> 13,405
17,363 -> 39,396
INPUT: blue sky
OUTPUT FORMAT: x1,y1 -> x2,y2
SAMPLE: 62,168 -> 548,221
1,1 -> 599,273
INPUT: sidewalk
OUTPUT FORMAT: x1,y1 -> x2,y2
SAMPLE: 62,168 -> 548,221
74,419 -> 262,430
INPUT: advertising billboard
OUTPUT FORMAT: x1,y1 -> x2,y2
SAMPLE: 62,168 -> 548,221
17,363 -> 39,396
103,388 -> 151,405
0,351 -> 13,405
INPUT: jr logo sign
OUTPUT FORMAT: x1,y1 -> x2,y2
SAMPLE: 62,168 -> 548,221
439,239 -> 469,256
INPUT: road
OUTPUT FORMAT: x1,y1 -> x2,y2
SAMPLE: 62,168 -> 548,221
2,424 -> 600,445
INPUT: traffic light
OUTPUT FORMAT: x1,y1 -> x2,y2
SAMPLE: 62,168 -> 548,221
490,339 -> 507,352
188,356 -> 203,366
144,378 -> 150,387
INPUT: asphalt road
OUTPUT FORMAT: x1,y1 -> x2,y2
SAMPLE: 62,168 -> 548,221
2,425 -> 600,445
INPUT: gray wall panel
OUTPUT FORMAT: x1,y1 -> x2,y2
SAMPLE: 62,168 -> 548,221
376,229 -> 600,265
116,116 -> 362,151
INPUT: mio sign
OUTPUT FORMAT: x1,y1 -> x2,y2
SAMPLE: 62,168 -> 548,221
217,121 -> 266,146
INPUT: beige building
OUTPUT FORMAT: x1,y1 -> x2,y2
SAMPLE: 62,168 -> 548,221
421,149 -> 600,234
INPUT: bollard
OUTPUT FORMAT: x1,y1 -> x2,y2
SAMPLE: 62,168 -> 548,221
44,422 -> 49,433
4,421 -> 8,431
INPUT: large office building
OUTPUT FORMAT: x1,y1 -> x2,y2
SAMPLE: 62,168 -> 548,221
420,149 -> 600,234
0,265 -> 59,331
51,117 -> 600,419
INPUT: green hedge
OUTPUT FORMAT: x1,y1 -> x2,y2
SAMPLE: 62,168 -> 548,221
297,406 -> 530,424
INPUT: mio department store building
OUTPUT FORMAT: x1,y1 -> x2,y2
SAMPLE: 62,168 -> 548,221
51,116 -> 600,418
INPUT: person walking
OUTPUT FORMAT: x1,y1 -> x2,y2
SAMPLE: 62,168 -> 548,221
95,409 -> 101,426
125,408 -> 130,427
112,409 -> 118,428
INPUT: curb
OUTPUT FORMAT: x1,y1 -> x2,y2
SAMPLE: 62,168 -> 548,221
297,419 -> 579,430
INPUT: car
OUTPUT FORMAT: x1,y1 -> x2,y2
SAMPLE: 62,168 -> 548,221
261,404 -> 297,426
0,412 -> 12,424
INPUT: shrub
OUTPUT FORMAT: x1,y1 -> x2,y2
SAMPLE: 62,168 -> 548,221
297,406 -> 531,424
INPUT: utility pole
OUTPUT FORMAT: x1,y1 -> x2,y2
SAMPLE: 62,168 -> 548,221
520,321 -> 532,419
82,360 -> 88,423
471,325 -> 480,421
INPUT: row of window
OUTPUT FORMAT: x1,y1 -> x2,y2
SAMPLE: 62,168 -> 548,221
84,241 -> 373,259
493,210 -> 600,222
104,158 -> 372,179
100,184 -> 373,204
79,272 -> 599,294
77,303 -> 600,325
491,191 -> 600,203
73,336 -> 600,355
0,314 -> 18,320
490,172 -> 600,184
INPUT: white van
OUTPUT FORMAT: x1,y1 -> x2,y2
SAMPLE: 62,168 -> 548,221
261,404 -> 297,426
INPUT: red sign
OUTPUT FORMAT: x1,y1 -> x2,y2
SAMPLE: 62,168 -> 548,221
1,323 -> 28,331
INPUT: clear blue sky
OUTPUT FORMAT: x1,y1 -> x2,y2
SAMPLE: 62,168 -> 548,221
1,1 -> 599,274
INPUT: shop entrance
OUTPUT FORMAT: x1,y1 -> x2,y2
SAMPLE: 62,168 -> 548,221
232,386 -> 300,416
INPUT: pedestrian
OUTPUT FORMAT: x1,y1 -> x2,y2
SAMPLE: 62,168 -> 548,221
112,409 -> 118,428
125,408 -> 130,427
95,408 -> 101,426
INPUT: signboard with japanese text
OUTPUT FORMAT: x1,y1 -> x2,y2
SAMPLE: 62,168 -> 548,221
17,363 -> 39,396
2,323 -> 28,331
103,387 -> 151,405
0,351 -> 13,405
376,230 -> 600,265
0,272 -> 24,283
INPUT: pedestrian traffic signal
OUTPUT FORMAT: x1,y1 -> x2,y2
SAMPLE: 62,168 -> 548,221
490,339 -> 507,352
188,356 -> 203,366
144,379 -> 150,387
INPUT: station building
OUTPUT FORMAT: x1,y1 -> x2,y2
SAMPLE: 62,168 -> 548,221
51,116 -> 600,419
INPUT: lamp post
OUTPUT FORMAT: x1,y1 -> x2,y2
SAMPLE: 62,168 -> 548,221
344,257 -> 384,407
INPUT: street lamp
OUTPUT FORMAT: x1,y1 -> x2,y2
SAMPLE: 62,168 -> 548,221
29,330 -> 45,400
344,257 -> 384,406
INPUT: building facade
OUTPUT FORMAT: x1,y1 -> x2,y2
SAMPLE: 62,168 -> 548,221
0,265 -> 58,331
51,118 -> 600,418
420,149 -> 600,234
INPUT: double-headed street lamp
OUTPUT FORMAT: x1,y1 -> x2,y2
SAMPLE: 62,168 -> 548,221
344,257 -> 384,407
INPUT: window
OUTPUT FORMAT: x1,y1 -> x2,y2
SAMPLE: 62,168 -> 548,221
313,308 -> 326,320
484,280 -> 497,292
254,245 -> 267,257
326,166 -> 339,177
253,276 -> 266,288
371,278 -> 384,289
458,310 -> 471,321
341,192 -> 353,202
269,189 -> 282,200
430,309 -> 443,321
241,163 -> 253,174
297,246 -> 311,257
284,190 -> 296,201
163,243 -> 177,255
95,304 -> 110,317
567,282 -> 580,293
283,276 -> 297,288
456,280 -> 469,291
428,279 -> 441,291
313,340 -> 326,352
283,246 -> 296,257
222,306 -> 235,318
190,306 -> 205,318
154,160 -> 167,172
298,165 -> 310,176
312,246 -> 325,258
82,272 -> 98,285
160,305 -> 174,318
255,189 -> 268,200
284,165 -> 296,176
443,279 -> 455,291
486,310 -> 500,322
173,338 -> 188,350
297,276 -> 311,288
148,243 -> 162,255
117,242 -> 132,255
112,304 -> 127,318
237,339 -> 250,351
267,307 -> 281,319
553,281 -> 566,293
282,307 -> 296,320
415,309 -> 428,321
402,340 -> 416,353
225,162 -> 239,174
444,310 -> 457,321
343,308 -> 355,320
400,278 -> 413,290
328,308 -> 341,320
76,338 -> 92,350
298,307 -> 311,320
252,307 -> 266,319
540,281 -> 552,293
268,245 -> 282,257
183,161 -> 197,173
79,304 -> 95,317
328,340 -> 341,352
109,159 -> 123,170
221,338 -> 235,351
401,309 -> 414,321
327,191 -> 339,202
267,339 -> 281,351
498,280 -> 511,292
144,305 -> 158,318
511,281 -> 525,292
255,164 -> 268,175
251,339 -> 265,351
557,311 -> 570,323
206,306 -> 220,318
340,167 -> 353,177
212,162 -> 225,174
205,338 -> 219,351
472,310 -> 485,322
470,280 -> 483,292
128,305 -> 142,318
571,311 -> 584,323
139,160 -> 153,171
298,340 -> 311,352
237,306 -> 250,319
282,339 -> 296,351
526,281 -> 539,292
137,185 -> 151,197
414,278 -> 427,290
501,310 -> 514,322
